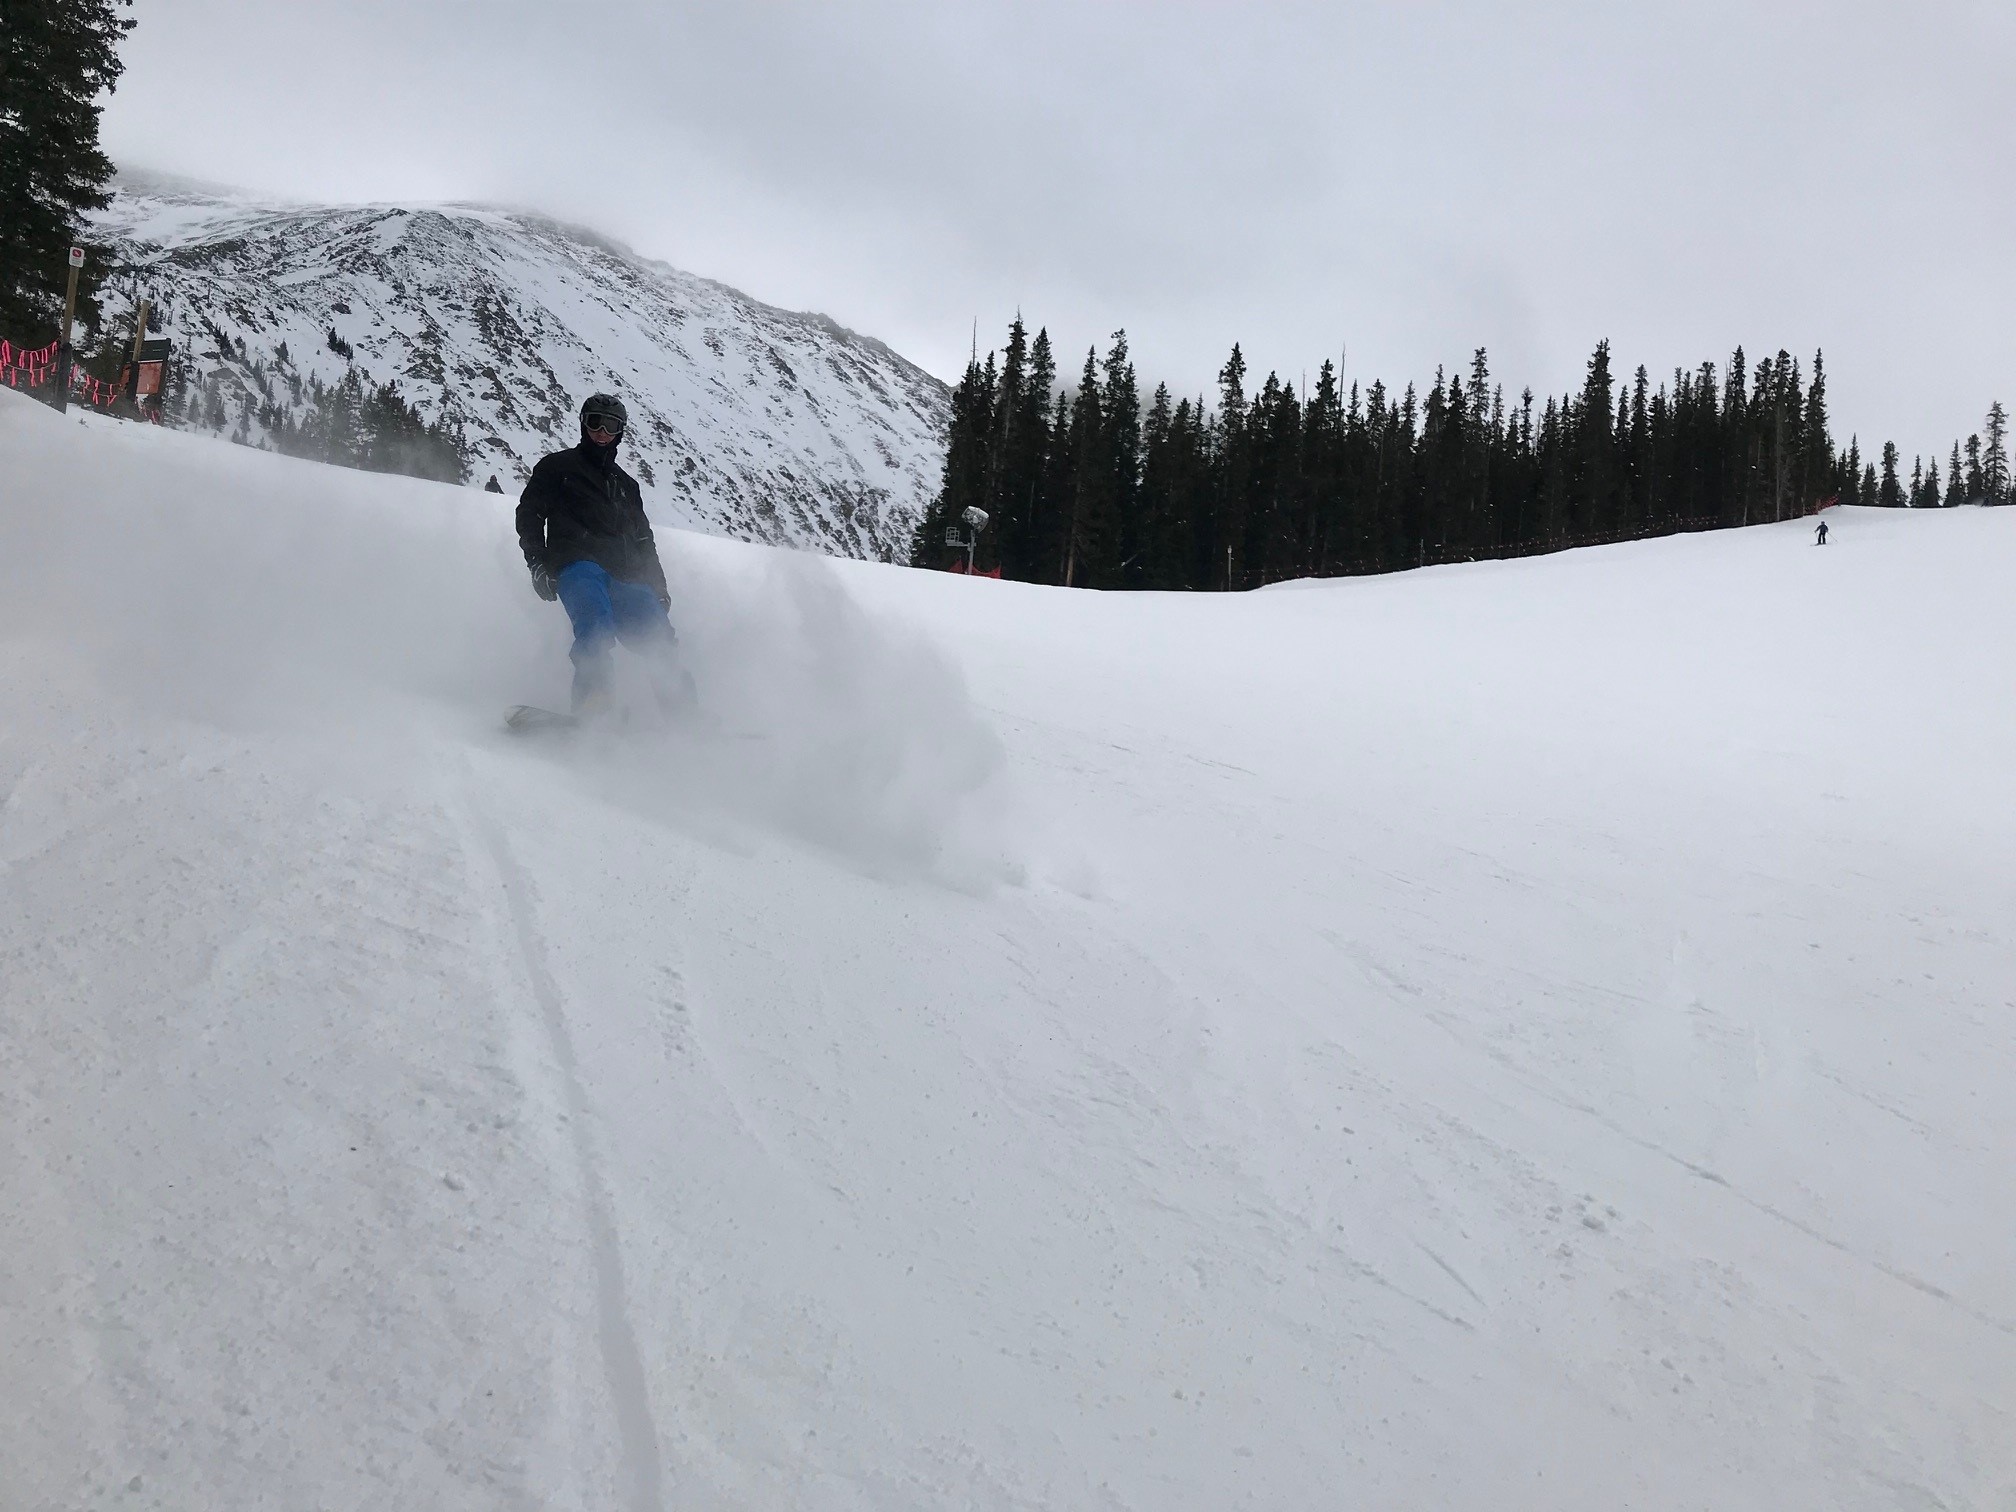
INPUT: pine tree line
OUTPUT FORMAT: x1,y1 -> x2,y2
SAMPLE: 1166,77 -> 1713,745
1895,401 -> 2011,509
175,332 -> 466,484
914,320 -> 2010,589
263,367 -> 467,484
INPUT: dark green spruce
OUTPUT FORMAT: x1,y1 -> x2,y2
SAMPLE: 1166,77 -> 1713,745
0,0 -> 135,343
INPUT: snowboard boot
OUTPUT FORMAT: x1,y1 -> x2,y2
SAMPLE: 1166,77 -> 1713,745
652,665 -> 699,720
570,649 -> 617,723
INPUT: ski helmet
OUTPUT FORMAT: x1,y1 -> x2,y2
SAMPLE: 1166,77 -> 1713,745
580,393 -> 628,438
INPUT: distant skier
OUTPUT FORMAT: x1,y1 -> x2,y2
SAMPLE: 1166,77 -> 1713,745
484,474 -> 503,494
516,394 -> 684,717
1815,519 -> 1829,545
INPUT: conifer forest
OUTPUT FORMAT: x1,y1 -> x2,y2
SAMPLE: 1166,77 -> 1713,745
913,321 -> 2012,587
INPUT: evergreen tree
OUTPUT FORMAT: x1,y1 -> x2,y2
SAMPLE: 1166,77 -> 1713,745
1571,340 -> 1616,535
1099,331 -> 1142,587
1964,434 -> 1984,501
1945,443 -> 1966,506
910,354 -> 992,568
1059,347 -> 1107,586
1537,396 -> 1568,543
0,0 -> 135,342
1624,363 -> 1654,534
1752,350 -> 1803,522
1879,442 -> 1903,508
997,326 -> 1056,579
1392,381 -> 1423,565
1799,351 -> 1835,508
1137,381 -> 1179,587
1842,436 -> 1864,504
1242,370 -> 1301,577
977,317 -> 1028,575
1722,347 -> 1751,526
1212,344 -> 1249,588
1037,390 -> 1078,585
1303,360 -> 1346,572
1983,401 -> 2011,503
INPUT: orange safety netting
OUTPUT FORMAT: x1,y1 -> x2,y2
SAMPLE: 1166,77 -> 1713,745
0,335 -> 139,411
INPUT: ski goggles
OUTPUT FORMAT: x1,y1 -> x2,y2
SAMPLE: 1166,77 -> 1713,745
584,411 -> 625,437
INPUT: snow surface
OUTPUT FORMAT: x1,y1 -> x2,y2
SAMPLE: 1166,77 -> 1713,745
2,392 -> 2012,1511
88,178 -> 949,561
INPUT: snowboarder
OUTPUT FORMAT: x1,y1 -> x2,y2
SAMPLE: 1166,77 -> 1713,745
1815,519 -> 1829,545
484,474 -> 503,494
516,394 -> 683,718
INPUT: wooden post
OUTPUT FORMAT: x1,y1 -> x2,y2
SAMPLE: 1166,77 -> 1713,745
54,245 -> 83,414
127,295 -> 151,404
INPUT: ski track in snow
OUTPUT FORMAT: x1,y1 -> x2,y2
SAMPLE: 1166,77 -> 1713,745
467,767 -> 666,1512
3,392 -> 2015,1509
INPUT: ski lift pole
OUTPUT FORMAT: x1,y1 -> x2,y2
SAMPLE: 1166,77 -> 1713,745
960,506 -> 988,575
55,245 -> 83,415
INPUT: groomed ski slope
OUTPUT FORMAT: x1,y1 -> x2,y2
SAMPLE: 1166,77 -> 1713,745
2,389 -> 2011,1511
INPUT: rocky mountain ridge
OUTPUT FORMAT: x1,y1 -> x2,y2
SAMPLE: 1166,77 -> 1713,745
87,177 -> 949,560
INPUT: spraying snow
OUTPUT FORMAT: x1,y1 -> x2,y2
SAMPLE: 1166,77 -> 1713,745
2,391 -> 2011,1510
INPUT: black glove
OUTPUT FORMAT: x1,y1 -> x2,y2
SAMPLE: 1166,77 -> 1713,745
530,564 -> 557,602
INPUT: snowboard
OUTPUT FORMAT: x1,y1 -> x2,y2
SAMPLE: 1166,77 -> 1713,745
504,704 -> 579,734
503,702 -> 766,741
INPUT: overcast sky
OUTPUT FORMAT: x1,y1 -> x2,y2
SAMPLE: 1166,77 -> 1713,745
102,0 -> 2015,455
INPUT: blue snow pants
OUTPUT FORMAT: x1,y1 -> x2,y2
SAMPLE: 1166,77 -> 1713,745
554,559 -> 675,710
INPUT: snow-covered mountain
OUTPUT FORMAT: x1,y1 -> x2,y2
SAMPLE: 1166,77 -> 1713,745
88,176 -> 949,560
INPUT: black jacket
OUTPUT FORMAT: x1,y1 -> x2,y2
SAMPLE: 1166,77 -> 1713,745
516,441 -> 667,595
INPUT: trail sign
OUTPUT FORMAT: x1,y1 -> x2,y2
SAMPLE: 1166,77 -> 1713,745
135,339 -> 171,400
68,247 -> 84,268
